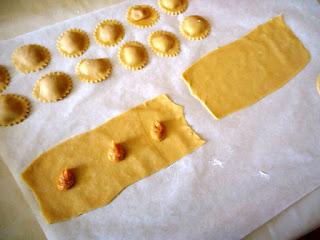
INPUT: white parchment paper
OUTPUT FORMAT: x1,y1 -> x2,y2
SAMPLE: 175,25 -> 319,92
0,0 -> 319,239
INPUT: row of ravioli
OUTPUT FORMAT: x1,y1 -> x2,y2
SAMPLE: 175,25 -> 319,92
0,0 -> 211,127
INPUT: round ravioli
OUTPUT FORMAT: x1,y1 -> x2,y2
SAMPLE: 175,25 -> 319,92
57,29 -> 89,57
118,41 -> 148,70
0,94 -> 30,127
127,5 -> 159,28
76,58 -> 112,83
158,0 -> 188,15
33,72 -> 72,102
12,44 -> 51,74
0,65 -> 10,93
148,31 -> 180,57
180,15 -> 210,40
94,19 -> 125,47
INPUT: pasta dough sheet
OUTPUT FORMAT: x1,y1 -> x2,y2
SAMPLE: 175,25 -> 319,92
21,94 -> 205,223
182,16 -> 310,119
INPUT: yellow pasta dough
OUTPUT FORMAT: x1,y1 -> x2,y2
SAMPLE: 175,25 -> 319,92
57,29 -> 89,57
12,44 -> 51,73
33,72 -> 72,103
158,0 -> 188,15
0,65 -> 10,93
180,15 -> 210,40
0,94 -> 30,127
75,58 -> 112,83
182,16 -> 310,119
148,30 -> 180,57
21,94 -> 205,223
118,41 -> 148,70
94,19 -> 125,47
127,5 -> 159,28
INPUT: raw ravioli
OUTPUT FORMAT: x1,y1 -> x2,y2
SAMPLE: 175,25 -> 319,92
158,0 -> 188,15
57,29 -> 89,58
0,65 -> 10,93
179,15 -> 210,41
0,94 -> 30,127
118,41 -> 148,70
12,44 -> 51,73
33,72 -> 72,102
75,58 -> 112,83
148,30 -> 180,57
126,5 -> 159,28
94,19 -> 124,47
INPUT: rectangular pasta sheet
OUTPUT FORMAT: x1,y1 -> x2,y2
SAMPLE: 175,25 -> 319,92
21,94 -> 205,223
182,16 -> 310,119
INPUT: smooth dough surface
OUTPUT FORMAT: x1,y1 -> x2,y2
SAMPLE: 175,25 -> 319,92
148,31 -> 180,57
33,72 -> 72,102
182,16 -> 310,119
57,29 -> 89,57
21,94 -> 205,223
118,41 -> 148,70
94,20 -> 124,47
76,58 -> 112,83
12,44 -> 51,73
180,15 -> 210,40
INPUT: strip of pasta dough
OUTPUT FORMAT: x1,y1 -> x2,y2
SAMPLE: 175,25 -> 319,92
183,16 -> 310,119
22,94 -> 204,223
